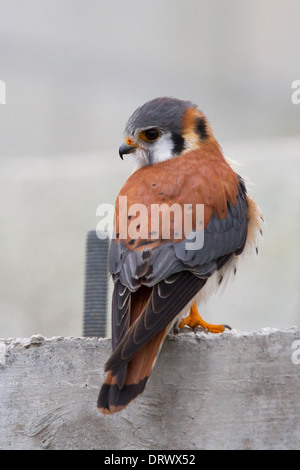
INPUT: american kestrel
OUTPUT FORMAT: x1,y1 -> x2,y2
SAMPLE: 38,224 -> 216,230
97,97 -> 263,415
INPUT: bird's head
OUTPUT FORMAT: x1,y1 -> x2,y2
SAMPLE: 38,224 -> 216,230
119,97 -> 214,167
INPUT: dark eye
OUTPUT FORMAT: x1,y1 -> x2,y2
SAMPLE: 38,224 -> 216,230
140,128 -> 161,142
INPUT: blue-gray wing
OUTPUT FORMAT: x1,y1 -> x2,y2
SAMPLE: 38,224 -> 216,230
109,177 -> 248,290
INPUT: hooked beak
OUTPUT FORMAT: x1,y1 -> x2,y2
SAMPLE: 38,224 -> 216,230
119,140 -> 137,160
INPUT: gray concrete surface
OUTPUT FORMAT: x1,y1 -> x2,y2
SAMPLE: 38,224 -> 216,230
1,327 -> 300,450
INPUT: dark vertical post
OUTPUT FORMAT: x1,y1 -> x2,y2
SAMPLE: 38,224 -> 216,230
83,231 -> 109,337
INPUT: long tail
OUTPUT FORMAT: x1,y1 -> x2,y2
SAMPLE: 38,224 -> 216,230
97,327 -> 168,414
97,272 -> 206,415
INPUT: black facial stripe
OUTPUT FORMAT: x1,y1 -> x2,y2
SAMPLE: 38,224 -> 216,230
195,117 -> 209,141
171,133 -> 185,155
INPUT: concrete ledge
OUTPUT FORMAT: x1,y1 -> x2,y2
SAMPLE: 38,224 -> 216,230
1,328 -> 300,450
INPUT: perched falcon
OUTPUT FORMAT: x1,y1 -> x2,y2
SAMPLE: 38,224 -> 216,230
97,97 -> 263,415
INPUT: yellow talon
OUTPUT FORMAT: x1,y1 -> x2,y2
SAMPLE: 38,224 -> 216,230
179,301 -> 230,334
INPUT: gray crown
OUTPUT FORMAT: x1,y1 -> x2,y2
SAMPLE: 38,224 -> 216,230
125,97 -> 196,135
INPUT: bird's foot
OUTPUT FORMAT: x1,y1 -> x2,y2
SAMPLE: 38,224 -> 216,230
178,301 -> 231,334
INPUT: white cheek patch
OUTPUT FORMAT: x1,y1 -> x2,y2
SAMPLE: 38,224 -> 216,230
151,132 -> 174,164
131,132 -> 175,168
132,148 -> 148,169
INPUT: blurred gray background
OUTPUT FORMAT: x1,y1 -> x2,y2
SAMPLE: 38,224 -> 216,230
0,0 -> 299,338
